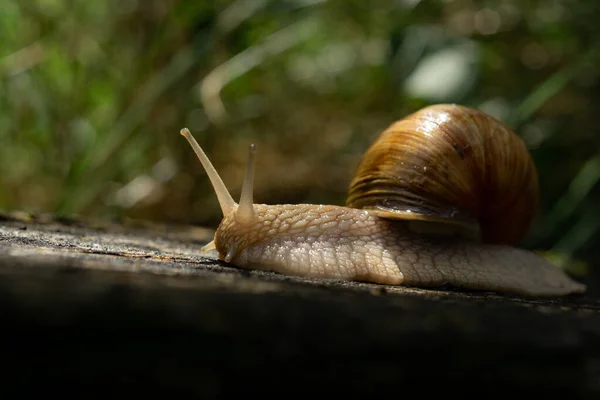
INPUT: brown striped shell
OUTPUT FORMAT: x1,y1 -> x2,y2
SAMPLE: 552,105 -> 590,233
346,104 -> 539,246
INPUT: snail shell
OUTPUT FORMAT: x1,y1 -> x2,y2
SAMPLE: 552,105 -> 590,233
347,104 -> 538,246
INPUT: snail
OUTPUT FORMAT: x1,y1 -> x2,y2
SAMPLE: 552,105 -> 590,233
180,104 -> 586,297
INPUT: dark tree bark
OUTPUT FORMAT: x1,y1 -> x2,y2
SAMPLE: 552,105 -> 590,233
0,212 -> 599,397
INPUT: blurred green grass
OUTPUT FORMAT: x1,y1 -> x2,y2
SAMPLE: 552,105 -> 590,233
2,0 -> 600,280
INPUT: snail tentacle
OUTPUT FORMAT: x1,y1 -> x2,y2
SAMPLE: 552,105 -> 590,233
237,143 -> 257,223
180,128 -> 237,217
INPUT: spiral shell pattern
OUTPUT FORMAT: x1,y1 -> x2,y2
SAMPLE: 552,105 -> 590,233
346,104 -> 538,245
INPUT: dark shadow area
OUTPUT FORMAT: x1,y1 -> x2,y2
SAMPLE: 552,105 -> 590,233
0,214 -> 599,397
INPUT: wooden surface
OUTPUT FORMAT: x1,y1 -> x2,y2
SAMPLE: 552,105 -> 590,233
1,211 -> 599,397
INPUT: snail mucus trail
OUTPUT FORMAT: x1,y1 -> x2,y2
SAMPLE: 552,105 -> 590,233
179,104 -> 586,297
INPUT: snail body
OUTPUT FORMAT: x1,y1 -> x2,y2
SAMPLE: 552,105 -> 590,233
180,104 -> 585,297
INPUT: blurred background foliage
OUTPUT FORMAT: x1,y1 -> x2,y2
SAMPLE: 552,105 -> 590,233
2,0 -> 600,288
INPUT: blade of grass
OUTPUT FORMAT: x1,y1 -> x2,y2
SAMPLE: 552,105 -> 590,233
510,50 -> 598,127
538,155 -> 600,241
199,17 -> 319,125
513,50 -> 600,248
550,203 -> 600,272
56,31 -> 211,214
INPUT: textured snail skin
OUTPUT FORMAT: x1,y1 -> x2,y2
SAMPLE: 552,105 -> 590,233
215,204 -> 585,297
179,105 -> 586,297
